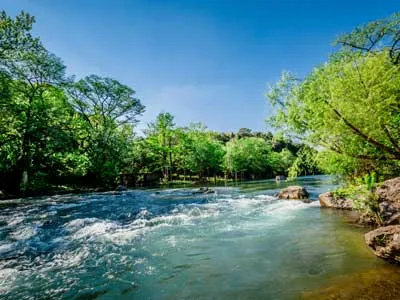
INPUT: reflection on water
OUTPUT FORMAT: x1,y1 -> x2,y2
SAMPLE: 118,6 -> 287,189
0,175 -> 398,299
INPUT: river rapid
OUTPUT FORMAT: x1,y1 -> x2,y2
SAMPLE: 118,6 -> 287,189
1,176 -> 399,299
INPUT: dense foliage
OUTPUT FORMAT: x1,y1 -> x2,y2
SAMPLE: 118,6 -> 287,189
123,115 -> 307,185
267,12 -> 400,179
0,11 -> 308,194
0,11 -> 144,193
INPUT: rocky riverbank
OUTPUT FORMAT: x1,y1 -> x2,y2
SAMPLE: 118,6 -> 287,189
320,177 -> 400,263
279,178 -> 400,264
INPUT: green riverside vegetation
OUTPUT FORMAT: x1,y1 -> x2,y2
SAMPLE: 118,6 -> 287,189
266,12 -> 400,220
267,12 -> 400,181
0,11 -> 313,196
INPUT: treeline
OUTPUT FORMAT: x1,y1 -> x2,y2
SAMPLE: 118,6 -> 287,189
125,113 -> 309,186
0,11 -> 313,195
267,12 -> 400,180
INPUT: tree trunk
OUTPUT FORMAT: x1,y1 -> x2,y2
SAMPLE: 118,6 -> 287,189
19,95 -> 34,192
168,139 -> 173,181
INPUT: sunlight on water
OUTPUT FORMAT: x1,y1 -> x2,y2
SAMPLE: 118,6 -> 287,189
0,176 -> 398,299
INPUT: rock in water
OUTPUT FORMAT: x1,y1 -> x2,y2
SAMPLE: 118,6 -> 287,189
365,225 -> 400,263
193,187 -> 215,195
318,192 -> 354,210
377,177 -> 400,225
278,186 -> 309,200
115,185 -> 127,192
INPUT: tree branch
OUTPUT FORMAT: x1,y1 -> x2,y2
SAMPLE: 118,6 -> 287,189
324,100 -> 400,159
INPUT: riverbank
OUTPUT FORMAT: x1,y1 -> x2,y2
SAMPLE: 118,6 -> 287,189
0,186 -> 109,201
0,175 -> 301,201
316,176 -> 400,264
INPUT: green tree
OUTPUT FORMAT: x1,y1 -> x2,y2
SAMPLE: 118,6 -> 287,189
225,137 -> 279,180
267,14 -> 400,178
68,75 -> 145,184
0,11 -> 68,190
184,124 -> 225,182
144,112 -> 176,182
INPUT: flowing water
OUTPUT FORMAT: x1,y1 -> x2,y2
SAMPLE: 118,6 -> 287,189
0,175 -> 399,299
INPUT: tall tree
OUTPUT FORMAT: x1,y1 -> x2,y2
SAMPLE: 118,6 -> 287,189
144,112 -> 176,181
0,11 -> 67,190
68,75 -> 145,184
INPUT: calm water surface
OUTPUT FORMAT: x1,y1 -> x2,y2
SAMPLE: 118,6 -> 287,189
1,176 -> 399,299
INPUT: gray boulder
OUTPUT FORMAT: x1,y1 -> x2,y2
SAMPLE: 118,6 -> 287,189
278,186 -> 309,200
365,225 -> 400,263
319,192 -> 354,210
376,177 -> 400,225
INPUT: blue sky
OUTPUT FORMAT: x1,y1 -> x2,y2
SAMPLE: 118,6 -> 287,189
2,0 -> 398,132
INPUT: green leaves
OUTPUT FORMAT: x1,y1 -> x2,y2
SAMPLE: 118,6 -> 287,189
267,13 -> 400,179
334,12 -> 400,64
224,137 -> 292,178
68,75 -> 144,128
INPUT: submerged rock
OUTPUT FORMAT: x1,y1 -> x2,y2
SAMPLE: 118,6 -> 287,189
365,225 -> 400,263
192,187 -> 215,195
115,185 -> 127,192
278,186 -> 308,200
319,192 -> 354,210
377,177 -> 400,225
302,199 -> 313,204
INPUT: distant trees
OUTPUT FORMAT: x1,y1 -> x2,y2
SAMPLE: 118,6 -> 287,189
124,114 -> 304,184
143,112 -> 176,182
182,124 -> 225,182
224,137 -> 295,180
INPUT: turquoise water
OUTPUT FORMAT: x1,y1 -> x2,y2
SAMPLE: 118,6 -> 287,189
0,176 -> 394,299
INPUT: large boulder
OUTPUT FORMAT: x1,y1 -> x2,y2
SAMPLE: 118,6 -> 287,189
319,192 -> 354,210
278,186 -> 308,200
365,225 -> 400,263
377,177 -> 400,203
376,177 -> 400,225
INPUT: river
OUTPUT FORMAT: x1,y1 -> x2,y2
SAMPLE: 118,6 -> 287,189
1,175 -> 399,299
